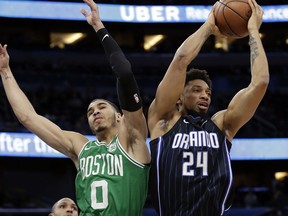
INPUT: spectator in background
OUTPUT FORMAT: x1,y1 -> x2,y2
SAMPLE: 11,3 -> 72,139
271,177 -> 288,216
244,188 -> 259,208
49,197 -> 78,216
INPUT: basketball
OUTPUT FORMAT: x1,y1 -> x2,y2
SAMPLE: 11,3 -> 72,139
214,0 -> 252,38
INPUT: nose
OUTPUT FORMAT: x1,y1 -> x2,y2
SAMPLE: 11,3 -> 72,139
93,110 -> 100,116
200,92 -> 209,100
66,208 -> 73,213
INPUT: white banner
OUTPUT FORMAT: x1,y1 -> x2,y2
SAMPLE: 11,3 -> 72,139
0,1 -> 287,23
0,132 -> 287,160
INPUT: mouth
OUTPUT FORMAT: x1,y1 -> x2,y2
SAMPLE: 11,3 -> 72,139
94,117 -> 103,124
198,102 -> 208,110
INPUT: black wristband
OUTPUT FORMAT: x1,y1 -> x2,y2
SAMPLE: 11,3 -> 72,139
97,28 -> 142,112
96,28 -> 109,43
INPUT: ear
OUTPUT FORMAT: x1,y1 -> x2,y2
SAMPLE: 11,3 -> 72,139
176,98 -> 181,105
176,94 -> 184,111
116,112 -> 122,122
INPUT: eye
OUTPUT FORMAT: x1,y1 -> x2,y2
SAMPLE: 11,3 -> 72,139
99,105 -> 106,110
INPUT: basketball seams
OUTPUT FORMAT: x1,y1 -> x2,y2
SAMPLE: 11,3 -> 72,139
214,0 -> 250,38
215,1 -> 241,38
223,10 -> 241,37
225,1 -> 251,21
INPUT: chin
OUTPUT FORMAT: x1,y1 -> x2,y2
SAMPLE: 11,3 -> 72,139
200,109 -> 208,115
187,109 -> 208,117
96,125 -> 108,133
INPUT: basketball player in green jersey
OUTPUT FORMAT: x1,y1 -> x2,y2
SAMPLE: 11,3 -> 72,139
0,0 -> 151,215
49,197 -> 78,216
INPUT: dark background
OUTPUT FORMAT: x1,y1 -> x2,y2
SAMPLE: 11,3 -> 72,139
0,0 -> 288,215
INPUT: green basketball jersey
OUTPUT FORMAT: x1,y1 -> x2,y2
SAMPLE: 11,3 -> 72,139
75,135 -> 150,216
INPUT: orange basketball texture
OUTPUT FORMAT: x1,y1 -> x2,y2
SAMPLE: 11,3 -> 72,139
214,0 -> 252,38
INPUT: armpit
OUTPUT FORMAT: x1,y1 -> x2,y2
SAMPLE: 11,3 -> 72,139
157,119 -> 169,131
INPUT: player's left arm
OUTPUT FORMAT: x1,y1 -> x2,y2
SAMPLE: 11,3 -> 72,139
96,23 -> 149,164
98,31 -> 148,143
81,0 -> 150,163
219,0 -> 269,140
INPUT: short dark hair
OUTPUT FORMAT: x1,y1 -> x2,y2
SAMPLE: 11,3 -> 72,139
185,68 -> 212,90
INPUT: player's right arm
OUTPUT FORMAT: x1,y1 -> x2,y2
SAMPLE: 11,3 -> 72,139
0,44 -> 88,162
148,7 -> 218,138
212,0 -> 269,141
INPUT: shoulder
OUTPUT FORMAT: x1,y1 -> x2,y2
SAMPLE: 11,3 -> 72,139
211,109 -> 235,141
149,111 -> 181,140
211,109 -> 226,130
63,130 -> 89,154
148,99 -> 178,128
64,130 -> 89,143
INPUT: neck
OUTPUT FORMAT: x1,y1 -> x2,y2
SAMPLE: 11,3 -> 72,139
96,130 -> 118,144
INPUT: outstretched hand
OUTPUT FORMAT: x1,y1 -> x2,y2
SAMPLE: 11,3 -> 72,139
247,0 -> 263,32
81,0 -> 104,31
0,44 -> 9,72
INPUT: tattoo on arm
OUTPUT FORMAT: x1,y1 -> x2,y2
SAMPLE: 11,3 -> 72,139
249,36 -> 259,65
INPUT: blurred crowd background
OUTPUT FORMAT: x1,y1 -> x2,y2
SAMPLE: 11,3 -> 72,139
0,0 -> 288,215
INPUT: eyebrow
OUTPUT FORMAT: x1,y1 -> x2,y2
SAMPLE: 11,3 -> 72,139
71,204 -> 78,210
58,202 -> 78,209
192,85 -> 210,89
87,102 -> 108,113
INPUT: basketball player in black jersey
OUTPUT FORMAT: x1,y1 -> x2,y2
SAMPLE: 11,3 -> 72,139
148,0 -> 269,215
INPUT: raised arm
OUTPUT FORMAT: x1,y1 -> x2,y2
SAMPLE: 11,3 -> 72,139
148,7 -> 218,134
214,0 -> 269,141
0,44 -> 88,163
81,0 -> 149,162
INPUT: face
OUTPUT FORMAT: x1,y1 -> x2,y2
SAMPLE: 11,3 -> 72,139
180,79 -> 211,115
87,99 -> 121,134
49,198 -> 78,216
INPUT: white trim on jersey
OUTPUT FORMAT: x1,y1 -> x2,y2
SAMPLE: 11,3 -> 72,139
220,139 -> 233,215
77,140 -> 92,159
156,136 -> 163,216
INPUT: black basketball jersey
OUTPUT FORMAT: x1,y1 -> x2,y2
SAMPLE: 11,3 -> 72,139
149,115 -> 233,216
